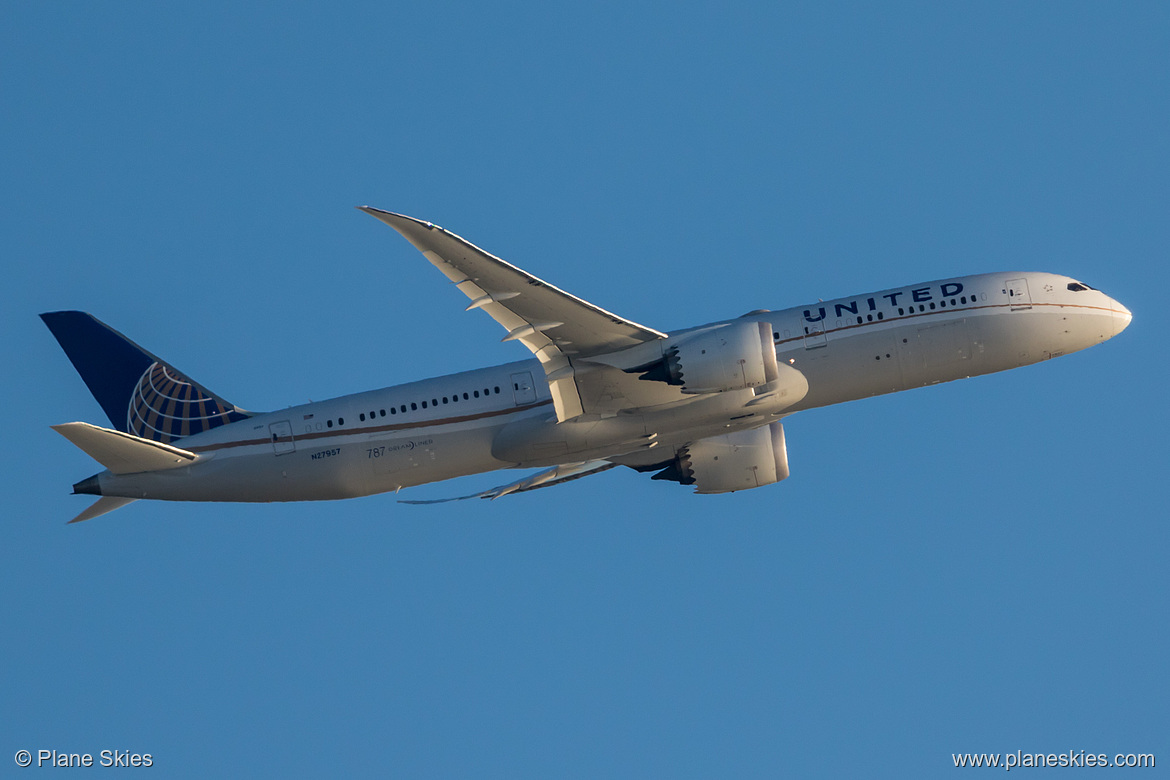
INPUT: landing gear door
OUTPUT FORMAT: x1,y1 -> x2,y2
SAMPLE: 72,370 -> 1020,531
1005,278 -> 1032,310
269,420 -> 296,455
510,371 -> 537,405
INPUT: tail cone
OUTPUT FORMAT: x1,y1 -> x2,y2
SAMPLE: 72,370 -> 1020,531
72,474 -> 102,496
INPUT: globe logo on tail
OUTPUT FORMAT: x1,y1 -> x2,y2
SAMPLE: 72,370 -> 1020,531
127,362 -> 248,443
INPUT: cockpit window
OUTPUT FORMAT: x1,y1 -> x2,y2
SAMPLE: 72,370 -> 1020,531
1067,282 -> 1095,292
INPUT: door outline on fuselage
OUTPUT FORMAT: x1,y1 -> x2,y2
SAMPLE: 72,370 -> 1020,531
511,371 -> 537,405
269,420 -> 296,455
1005,278 -> 1032,311
802,319 -> 827,349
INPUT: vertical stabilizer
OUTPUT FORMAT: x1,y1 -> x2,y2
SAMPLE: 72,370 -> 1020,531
40,311 -> 250,443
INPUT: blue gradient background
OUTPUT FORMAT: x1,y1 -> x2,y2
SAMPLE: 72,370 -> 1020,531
2,3 -> 1166,776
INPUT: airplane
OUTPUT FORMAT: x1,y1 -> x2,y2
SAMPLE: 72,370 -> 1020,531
42,207 -> 1132,522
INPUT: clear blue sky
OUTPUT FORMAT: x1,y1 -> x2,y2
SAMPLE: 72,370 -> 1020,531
2,2 -> 1166,776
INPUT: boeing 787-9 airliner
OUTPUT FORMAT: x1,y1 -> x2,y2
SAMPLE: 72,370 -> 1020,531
43,207 -> 1132,522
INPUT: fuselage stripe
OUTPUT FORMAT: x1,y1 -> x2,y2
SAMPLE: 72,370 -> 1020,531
185,398 -> 554,453
773,300 -> 1119,347
183,300 -> 1118,454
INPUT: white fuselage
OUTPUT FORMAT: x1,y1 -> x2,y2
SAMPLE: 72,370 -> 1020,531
90,271 -> 1130,503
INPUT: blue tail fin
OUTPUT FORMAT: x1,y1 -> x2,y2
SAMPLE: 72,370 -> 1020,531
41,311 -> 251,444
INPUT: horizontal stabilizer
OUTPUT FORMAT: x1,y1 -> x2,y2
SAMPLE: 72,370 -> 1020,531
52,422 -> 200,474
69,496 -> 138,524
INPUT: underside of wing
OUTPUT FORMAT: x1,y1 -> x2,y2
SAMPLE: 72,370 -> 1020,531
361,207 -> 666,420
399,461 -> 617,504
400,419 -> 794,503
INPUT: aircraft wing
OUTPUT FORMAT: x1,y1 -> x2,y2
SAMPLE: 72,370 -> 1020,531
399,461 -> 618,504
361,207 -> 666,420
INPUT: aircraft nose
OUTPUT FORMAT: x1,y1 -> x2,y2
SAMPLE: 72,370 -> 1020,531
1110,297 -> 1132,336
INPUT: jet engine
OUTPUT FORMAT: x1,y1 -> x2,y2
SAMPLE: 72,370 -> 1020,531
651,422 -> 790,494
631,321 -> 779,394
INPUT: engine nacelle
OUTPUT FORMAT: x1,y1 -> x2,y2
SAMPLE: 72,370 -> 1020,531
653,422 -> 790,494
634,321 -> 779,394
